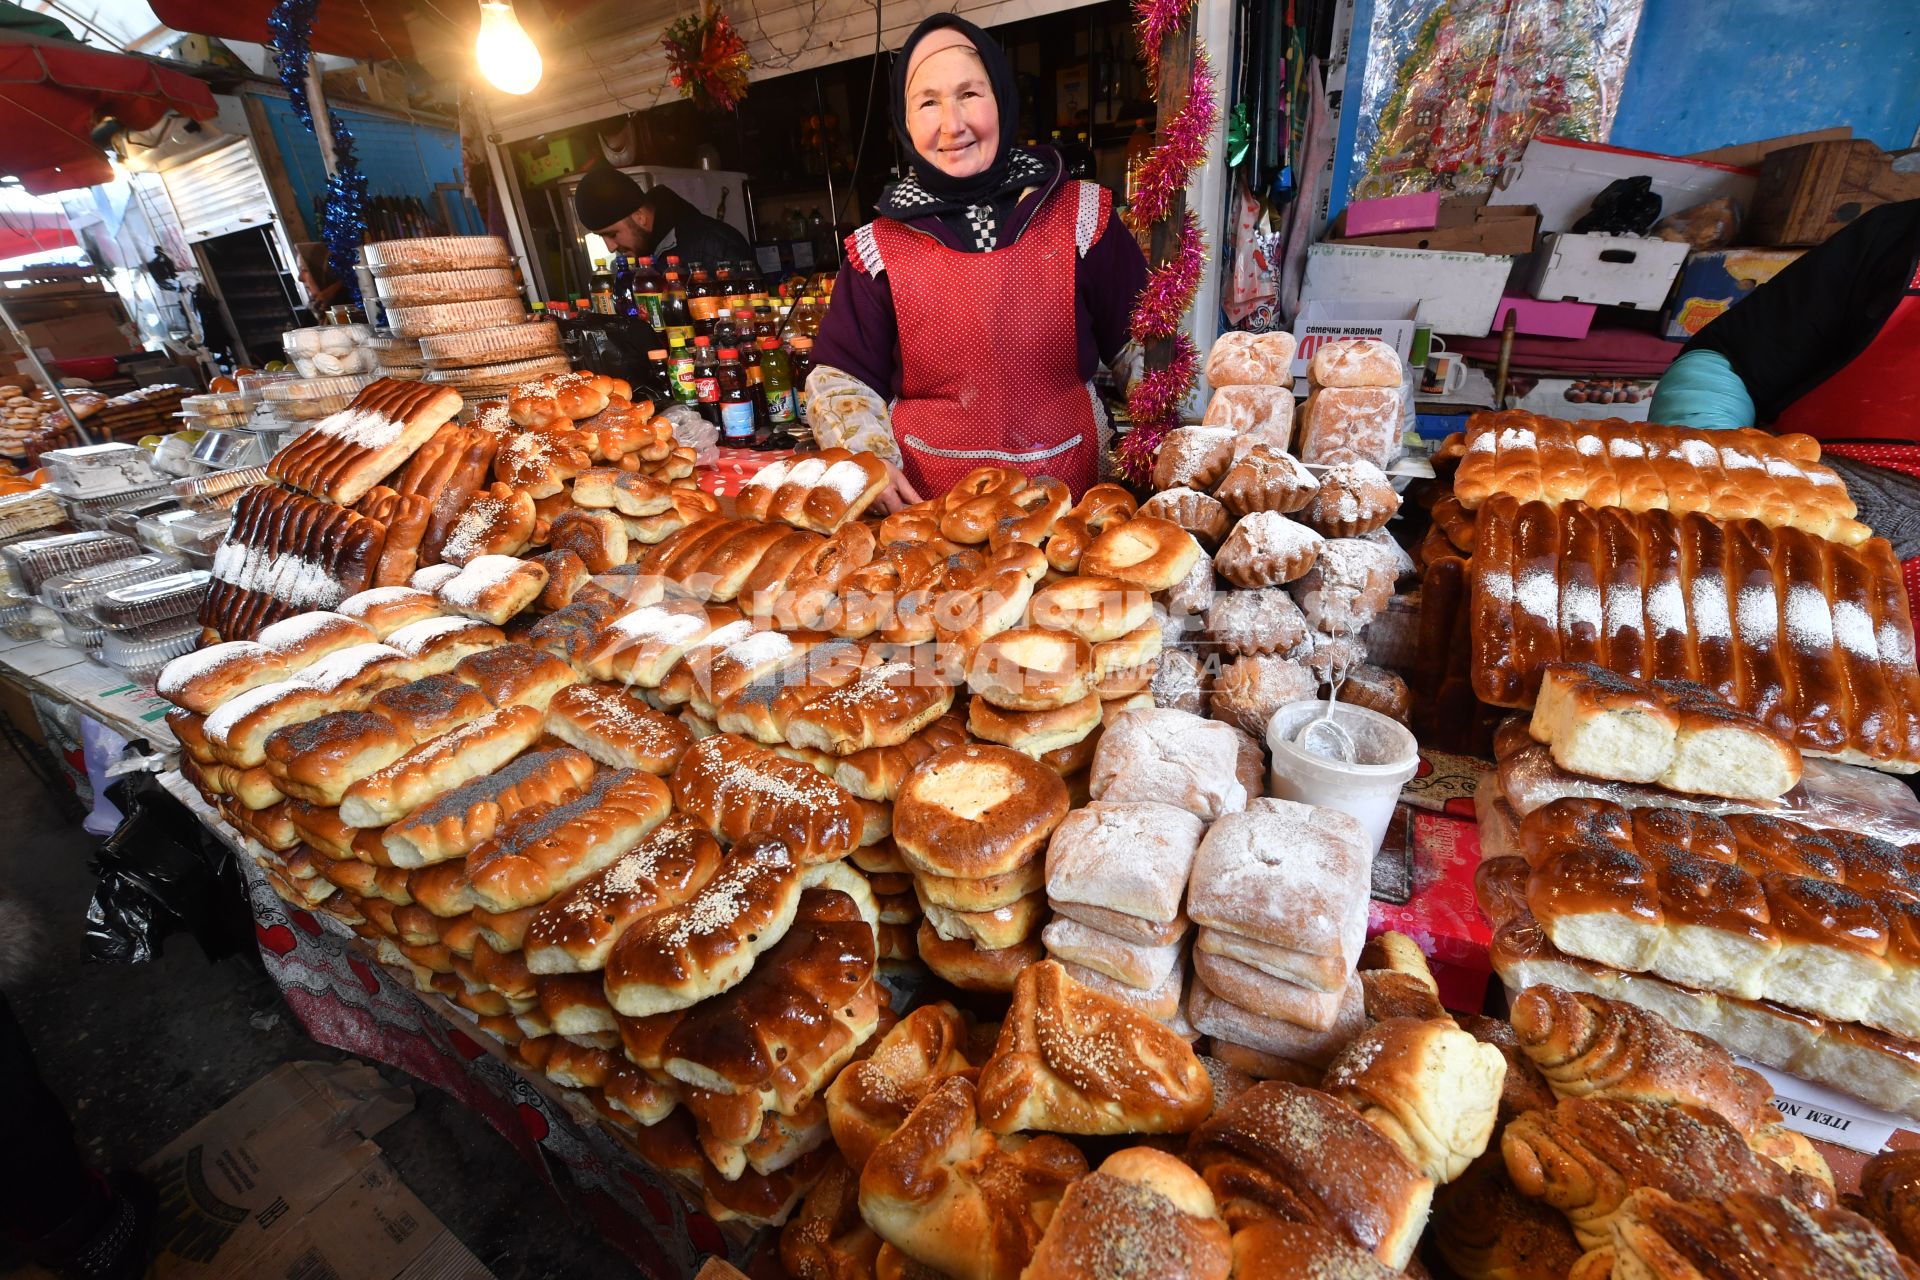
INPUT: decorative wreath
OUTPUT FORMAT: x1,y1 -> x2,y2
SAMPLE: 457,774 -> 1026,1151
661,1 -> 752,113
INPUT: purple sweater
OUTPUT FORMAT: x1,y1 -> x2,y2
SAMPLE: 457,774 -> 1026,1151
812,150 -> 1149,399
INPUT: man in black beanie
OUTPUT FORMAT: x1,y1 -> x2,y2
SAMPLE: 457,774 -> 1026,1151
573,162 -> 754,267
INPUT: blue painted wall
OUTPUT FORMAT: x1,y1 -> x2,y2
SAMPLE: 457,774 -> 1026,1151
259,97 -> 482,240
1610,0 -> 1920,155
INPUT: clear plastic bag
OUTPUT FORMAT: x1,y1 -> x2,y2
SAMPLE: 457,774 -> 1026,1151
661,402 -> 719,467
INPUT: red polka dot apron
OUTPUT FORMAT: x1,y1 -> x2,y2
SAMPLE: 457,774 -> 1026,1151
1771,250 -> 1920,632
866,181 -> 1104,501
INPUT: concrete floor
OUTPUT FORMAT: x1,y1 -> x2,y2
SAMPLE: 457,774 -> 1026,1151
0,740 -> 642,1279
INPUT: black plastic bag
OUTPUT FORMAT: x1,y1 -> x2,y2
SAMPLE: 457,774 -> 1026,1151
557,314 -> 669,401
1572,176 -> 1663,236
84,772 -> 253,965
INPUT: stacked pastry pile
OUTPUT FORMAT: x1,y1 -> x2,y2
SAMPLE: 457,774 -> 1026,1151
1143,334 -> 1415,742
201,367 -> 699,640
158,575 -> 911,1228
1413,408 -> 1920,772
1038,709 -> 1240,1030
895,743 -> 1066,992
362,235 -> 567,397
0,381 -> 94,459
781,934 -> 1508,1279
1428,980 -> 1917,1280
1471,661 -> 1920,1120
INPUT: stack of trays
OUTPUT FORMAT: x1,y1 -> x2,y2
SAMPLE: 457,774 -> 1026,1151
363,235 -> 561,395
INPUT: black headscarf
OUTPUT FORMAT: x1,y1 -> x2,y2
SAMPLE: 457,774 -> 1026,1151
879,13 -> 1041,230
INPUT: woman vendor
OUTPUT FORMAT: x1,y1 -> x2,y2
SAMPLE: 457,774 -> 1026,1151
1650,199 -> 1920,615
808,14 -> 1148,511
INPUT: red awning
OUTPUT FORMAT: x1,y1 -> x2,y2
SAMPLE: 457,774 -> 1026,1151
0,208 -> 77,258
145,0 -> 420,61
0,30 -> 216,194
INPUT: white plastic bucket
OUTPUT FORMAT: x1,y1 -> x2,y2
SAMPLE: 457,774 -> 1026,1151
1265,698 -> 1420,853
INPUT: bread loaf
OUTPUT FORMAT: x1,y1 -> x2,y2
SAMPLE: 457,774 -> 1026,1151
338,704 -> 546,826
544,681 -> 692,774
1090,709 -> 1248,820
602,834 -> 804,1015
857,1075 -> 1086,1280
659,887 -> 878,1104
1187,1081 -> 1433,1268
366,673 -> 493,744
1500,1096 -> 1807,1251
1206,330 -> 1296,388
380,746 -> 596,867
465,767 -> 673,912
976,960 -> 1212,1135
1023,1148 -> 1231,1280
1044,800 -> 1205,932
1321,1016 -> 1506,1184
670,733 -> 863,863
826,1002 -> 975,1173
1529,662 -> 1802,800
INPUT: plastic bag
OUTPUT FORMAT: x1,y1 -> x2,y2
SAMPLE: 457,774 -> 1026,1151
1653,196 -> 1741,248
557,315 -> 666,396
85,772 -> 253,964
1572,176 -> 1662,235
660,402 -> 719,467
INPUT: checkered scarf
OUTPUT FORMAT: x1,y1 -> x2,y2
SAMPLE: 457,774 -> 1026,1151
876,148 -> 1050,251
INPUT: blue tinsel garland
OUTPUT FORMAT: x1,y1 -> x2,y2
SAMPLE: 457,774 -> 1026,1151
268,0 -> 369,306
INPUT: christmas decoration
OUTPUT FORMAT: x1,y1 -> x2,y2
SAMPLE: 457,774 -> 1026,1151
1117,0 -> 1216,486
269,0 -> 368,305
661,1 -> 751,113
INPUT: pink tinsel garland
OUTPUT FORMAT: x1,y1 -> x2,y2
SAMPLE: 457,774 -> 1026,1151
1124,54 -> 1216,230
1116,0 -> 1212,487
1132,0 -> 1196,90
1129,211 -> 1204,344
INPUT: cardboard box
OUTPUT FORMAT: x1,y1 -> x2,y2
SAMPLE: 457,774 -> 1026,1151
1492,295 -> 1595,340
1748,140 -> 1920,246
1528,232 -> 1689,310
1332,199 -> 1540,256
1340,192 -> 1441,237
4,313 -> 135,359
1688,127 -> 1852,171
1301,244 -> 1514,337
144,1061 -> 494,1280
1661,247 -> 1805,341
1496,136 -> 1757,236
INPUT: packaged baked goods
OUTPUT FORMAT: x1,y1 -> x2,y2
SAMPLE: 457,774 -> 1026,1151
1201,386 -> 1296,448
384,299 -> 529,339
374,267 -> 520,307
1309,338 -> 1403,388
363,235 -> 513,276
39,552 -> 188,614
1206,330 -> 1297,387
1299,387 -> 1403,468
419,321 -> 561,369
92,570 -> 211,630
3,531 -> 140,594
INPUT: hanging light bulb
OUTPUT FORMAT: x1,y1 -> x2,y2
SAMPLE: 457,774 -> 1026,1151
476,0 -> 542,95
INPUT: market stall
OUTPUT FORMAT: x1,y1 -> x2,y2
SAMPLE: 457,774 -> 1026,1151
8,195 -> 1874,1276
6,0 -> 1920,1271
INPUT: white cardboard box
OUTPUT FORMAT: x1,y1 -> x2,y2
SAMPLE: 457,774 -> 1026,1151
1528,232 -> 1689,310
1494,136 -> 1758,235
1301,244 -> 1514,337
1289,299 -> 1418,382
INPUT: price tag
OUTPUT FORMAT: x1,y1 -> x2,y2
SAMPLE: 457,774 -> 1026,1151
1743,1060 -> 1902,1154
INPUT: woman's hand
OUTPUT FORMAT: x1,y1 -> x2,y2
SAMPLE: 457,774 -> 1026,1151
872,462 -> 924,515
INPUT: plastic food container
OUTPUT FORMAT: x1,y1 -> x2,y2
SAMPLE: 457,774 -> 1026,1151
2,531 -> 140,594
384,299 -> 527,339
39,551 -> 189,614
375,268 -> 519,307
1265,698 -> 1421,853
93,569 -> 210,630
363,235 -> 512,277
172,467 -> 267,513
57,611 -> 104,652
101,616 -> 200,681
60,481 -> 179,531
40,442 -> 161,494
181,393 -> 247,416
419,320 -> 559,369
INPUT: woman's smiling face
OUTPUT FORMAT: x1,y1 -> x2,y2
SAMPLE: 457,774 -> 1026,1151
907,46 -> 1000,179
